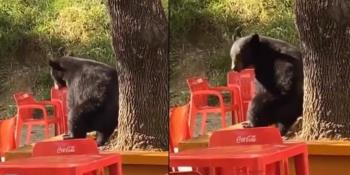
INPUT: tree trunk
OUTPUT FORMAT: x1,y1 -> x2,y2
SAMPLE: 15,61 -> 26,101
107,0 -> 168,150
295,0 -> 350,140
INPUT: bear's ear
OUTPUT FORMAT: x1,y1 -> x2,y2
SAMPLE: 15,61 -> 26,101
49,59 -> 64,71
58,47 -> 67,57
58,47 -> 74,57
250,33 -> 260,48
232,34 -> 238,42
251,33 -> 259,43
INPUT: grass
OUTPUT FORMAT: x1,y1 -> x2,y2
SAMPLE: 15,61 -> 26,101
0,0 -> 299,111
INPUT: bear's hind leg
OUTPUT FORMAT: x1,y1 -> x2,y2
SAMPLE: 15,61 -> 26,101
247,93 -> 277,127
96,129 -> 114,146
67,107 -> 89,139
277,119 -> 296,136
277,123 -> 288,136
71,120 -> 88,139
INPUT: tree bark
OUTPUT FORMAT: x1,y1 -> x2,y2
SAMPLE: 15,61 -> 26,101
295,0 -> 350,140
107,0 -> 168,150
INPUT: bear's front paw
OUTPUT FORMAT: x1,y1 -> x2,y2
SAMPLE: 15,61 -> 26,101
242,121 -> 253,128
62,134 -> 74,140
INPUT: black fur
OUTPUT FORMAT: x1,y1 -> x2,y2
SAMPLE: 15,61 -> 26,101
49,56 -> 118,146
230,34 -> 303,135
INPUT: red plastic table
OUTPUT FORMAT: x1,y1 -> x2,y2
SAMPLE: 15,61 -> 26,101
0,154 -> 122,175
170,143 -> 309,175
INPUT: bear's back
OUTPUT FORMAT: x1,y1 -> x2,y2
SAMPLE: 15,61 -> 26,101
259,36 -> 301,61
59,56 -> 115,71
253,36 -> 303,97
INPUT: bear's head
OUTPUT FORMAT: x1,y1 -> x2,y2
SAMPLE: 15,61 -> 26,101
49,58 -> 67,88
230,33 -> 260,71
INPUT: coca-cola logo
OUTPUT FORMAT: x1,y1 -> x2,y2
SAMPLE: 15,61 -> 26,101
56,146 -> 75,153
236,135 -> 256,143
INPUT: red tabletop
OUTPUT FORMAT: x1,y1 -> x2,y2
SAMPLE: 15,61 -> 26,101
170,143 -> 308,175
0,154 -> 122,175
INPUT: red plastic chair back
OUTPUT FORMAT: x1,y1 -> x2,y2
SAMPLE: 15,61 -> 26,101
51,87 -> 68,134
227,71 -> 243,111
209,127 -> 282,147
239,69 -> 255,101
170,104 -> 191,152
33,139 -> 98,157
227,69 -> 255,121
227,69 -> 255,99
13,92 -> 36,105
13,92 -> 37,120
0,116 -> 16,156
186,77 -> 210,107
227,71 -> 241,86
239,69 -> 255,120
51,87 -> 67,110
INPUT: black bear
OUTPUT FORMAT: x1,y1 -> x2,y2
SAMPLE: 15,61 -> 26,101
49,55 -> 119,146
230,33 -> 303,135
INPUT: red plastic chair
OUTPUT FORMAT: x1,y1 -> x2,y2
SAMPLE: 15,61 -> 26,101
209,127 -> 287,175
0,116 -> 16,161
225,72 -> 244,124
50,87 -> 68,134
227,69 -> 255,122
187,77 -> 241,136
169,104 -> 191,153
33,138 -> 98,156
13,92 -> 59,146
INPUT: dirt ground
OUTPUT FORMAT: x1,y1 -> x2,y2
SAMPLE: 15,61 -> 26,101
15,113 -> 229,147
192,113 -> 232,137
17,125 -> 56,147
18,115 -> 226,147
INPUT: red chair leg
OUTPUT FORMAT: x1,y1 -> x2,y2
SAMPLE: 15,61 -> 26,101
15,121 -> 23,147
284,159 -> 289,175
44,124 -> 50,139
25,124 -> 32,145
197,167 -> 210,175
57,122 -> 61,135
220,111 -> 226,128
243,103 -> 249,121
200,113 -> 207,135
233,111 -> 239,125
55,120 -> 61,136
61,116 -> 65,134
237,107 -> 244,123
231,112 -> 236,125
108,163 -> 122,175
252,162 -> 267,175
99,168 -> 105,175
63,115 -> 68,134
294,153 -> 309,175
189,108 -> 197,137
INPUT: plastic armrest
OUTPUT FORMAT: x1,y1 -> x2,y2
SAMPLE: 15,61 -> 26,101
191,90 -> 225,106
18,105 -> 49,118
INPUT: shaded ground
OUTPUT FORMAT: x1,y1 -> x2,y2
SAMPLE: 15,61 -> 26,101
192,113 -> 232,137
17,125 -> 56,147
14,113 -> 228,148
